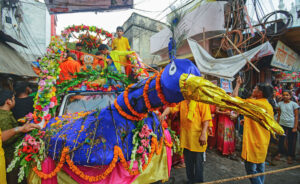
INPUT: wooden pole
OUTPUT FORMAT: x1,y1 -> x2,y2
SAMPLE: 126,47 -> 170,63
225,35 -> 260,73
203,27 -> 206,50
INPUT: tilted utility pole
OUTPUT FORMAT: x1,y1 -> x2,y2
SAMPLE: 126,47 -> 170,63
0,0 -> 3,30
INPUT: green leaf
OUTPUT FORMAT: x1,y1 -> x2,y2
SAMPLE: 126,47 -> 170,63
20,159 -> 27,166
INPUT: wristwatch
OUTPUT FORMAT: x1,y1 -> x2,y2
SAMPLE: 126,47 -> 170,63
14,127 -> 19,133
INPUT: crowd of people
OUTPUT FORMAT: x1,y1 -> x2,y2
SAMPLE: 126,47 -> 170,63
159,76 -> 300,184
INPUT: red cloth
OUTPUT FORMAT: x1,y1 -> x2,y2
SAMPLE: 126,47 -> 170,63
125,59 -> 132,76
217,112 -> 235,155
208,105 -> 217,149
70,50 -> 84,65
93,58 -> 105,69
41,157 -> 58,184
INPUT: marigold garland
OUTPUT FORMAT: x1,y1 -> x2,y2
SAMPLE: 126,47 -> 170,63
114,99 -> 140,121
156,69 -> 177,107
115,69 -> 177,120
33,147 -> 69,179
124,84 -> 147,120
143,74 -> 160,111
32,137 -> 171,181
164,139 -> 173,148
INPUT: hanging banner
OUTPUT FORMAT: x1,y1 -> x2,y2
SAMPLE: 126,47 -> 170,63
275,71 -> 300,83
45,0 -> 134,14
220,78 -> 232,93
271,41 -> 300,71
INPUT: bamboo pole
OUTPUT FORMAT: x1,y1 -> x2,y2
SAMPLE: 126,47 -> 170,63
225,35 -> 260,73
201,164 -> 300,184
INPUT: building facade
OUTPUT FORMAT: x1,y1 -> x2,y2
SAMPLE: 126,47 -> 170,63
122,12 -> 166,65
279,0 -> 300,27
1,0 -> 51,63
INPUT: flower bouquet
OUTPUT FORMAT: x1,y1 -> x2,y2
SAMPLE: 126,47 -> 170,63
129,121 -> 156,173
7,129 -> 46,183
162,122 -> 182,155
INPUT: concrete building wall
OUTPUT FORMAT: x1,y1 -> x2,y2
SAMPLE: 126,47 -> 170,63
2,0 -> 51,63
122,13 -> 166,65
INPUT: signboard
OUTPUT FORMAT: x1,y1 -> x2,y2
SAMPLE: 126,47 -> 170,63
45,0 -> 134,14
271,41 -> 300,71
275,71 -> 300,83
220,78 -> 232,93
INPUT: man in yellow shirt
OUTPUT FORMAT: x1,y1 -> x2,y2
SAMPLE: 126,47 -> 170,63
161,100 -> 211,183
111,26 -> 131,74
233,76 -> 274,184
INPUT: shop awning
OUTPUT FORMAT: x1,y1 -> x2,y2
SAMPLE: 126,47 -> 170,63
0,42 -> 37,77
188,39 -> 274,80
45,0 -> 133,14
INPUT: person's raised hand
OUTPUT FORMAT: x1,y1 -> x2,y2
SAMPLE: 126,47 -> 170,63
158,115 -> 165,123
236,76 -> 243,86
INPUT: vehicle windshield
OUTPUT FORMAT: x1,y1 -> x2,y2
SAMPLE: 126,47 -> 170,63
63,93 -> 117,114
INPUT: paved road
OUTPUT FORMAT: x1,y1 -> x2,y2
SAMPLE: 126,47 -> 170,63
165,149 -> 300,184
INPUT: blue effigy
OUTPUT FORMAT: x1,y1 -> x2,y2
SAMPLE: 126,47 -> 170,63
45,58 -> 200,165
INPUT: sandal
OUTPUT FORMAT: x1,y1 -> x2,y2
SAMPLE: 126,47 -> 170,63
274,154 -> 281,161
174,163 -> 186,169
287,157 -> 293,164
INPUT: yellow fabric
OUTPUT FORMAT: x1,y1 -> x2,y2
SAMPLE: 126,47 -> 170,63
57,170 -> 78,184
105,50 -> 135,73
27,170 -> 41,184
171,100 -> 212,152
187,100 -> 197,121
0,130 -> 7,184
178,74 -> 284,137
241,98 -> 274,163
28,169 -> 78,184
133,146 -> 169,184
111,36 -> 131,70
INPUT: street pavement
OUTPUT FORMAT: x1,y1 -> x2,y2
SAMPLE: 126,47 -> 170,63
163,148 -> 300,184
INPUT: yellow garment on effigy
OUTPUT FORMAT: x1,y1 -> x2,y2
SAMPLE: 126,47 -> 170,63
105,50 -> 135,73
0,130 -> 7,184
171,100 -> 212,152
111,37 -> 131,70
241,98 -> 274,163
